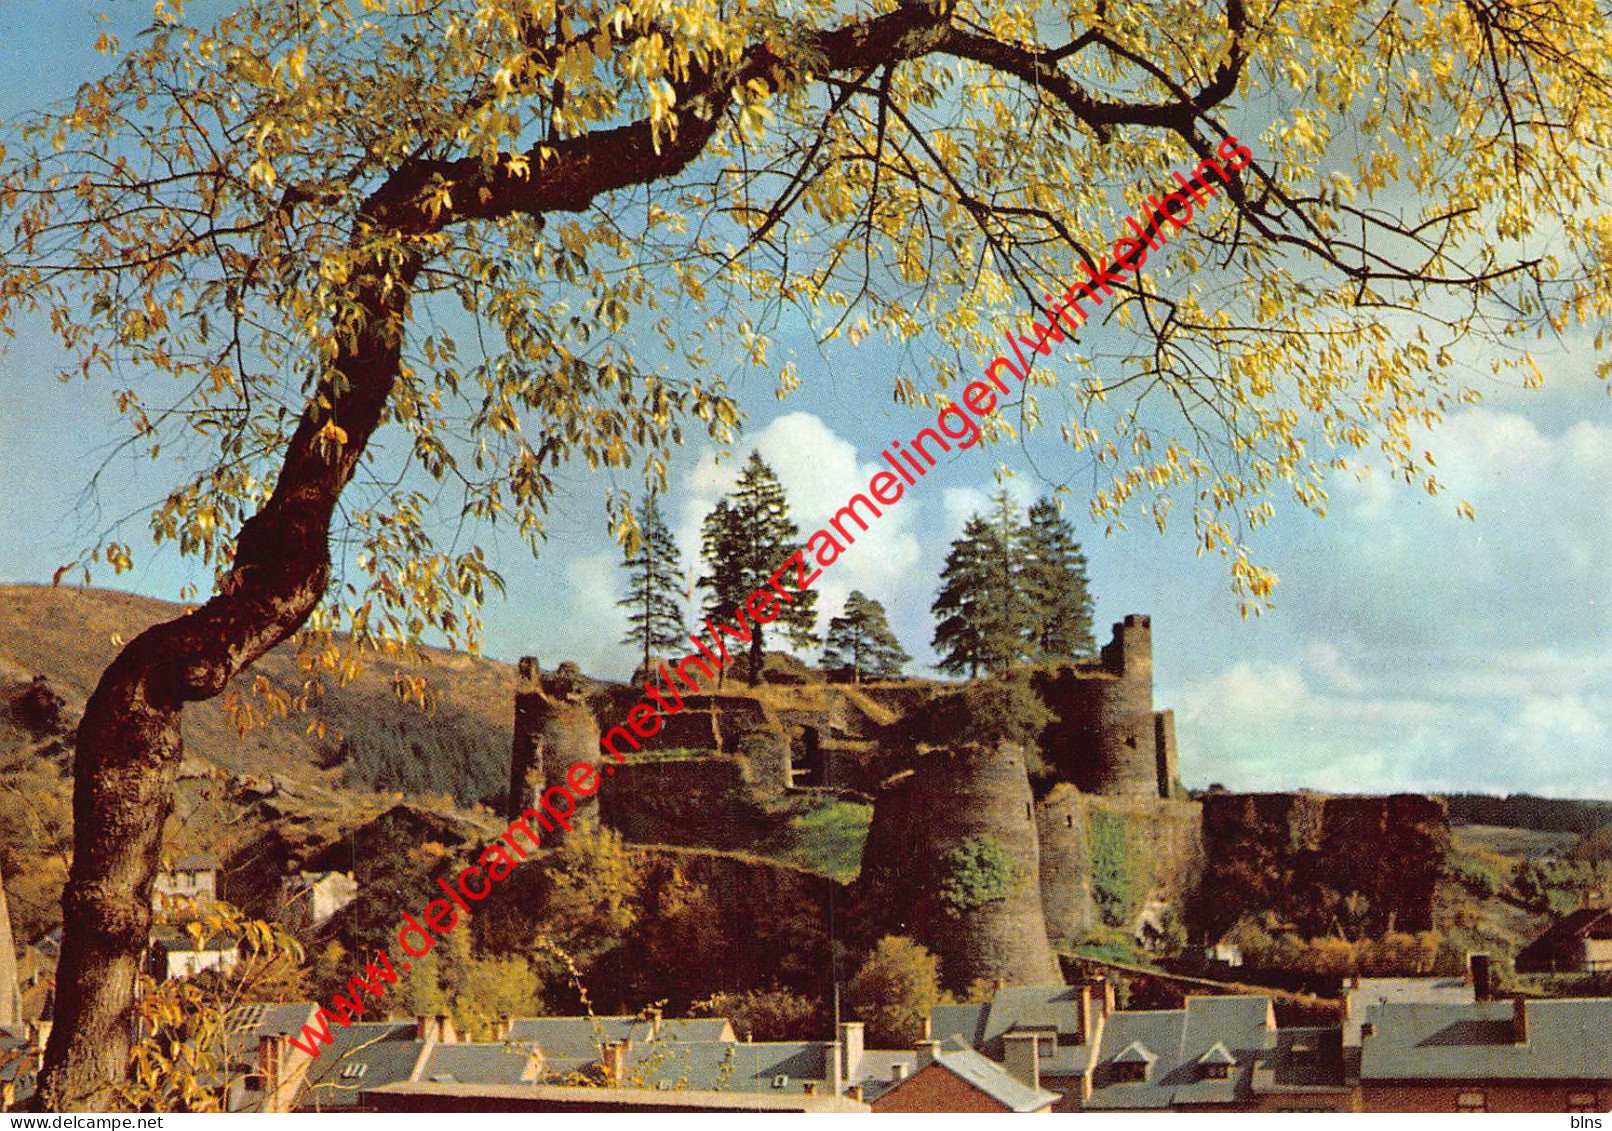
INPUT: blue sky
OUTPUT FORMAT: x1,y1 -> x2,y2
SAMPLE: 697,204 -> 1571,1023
3,2 -> 1611,797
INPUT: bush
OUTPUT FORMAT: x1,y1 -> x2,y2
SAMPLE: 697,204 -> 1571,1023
847,936 -> 950,1046
692,987 -> 824,1041
937,836 -> 1022,915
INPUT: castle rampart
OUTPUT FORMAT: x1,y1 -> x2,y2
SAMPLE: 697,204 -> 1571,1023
1032,615 -> 1168,798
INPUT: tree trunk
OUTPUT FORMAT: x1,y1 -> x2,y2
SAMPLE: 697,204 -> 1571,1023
38,256 -> 418,1110
748,623 -> 765,686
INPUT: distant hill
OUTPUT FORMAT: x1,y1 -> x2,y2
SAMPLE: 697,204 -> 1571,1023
0,583 -> 519,807
1442,793 -> 1612,836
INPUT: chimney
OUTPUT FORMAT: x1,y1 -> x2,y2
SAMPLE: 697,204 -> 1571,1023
603,1038 -> 629,1086
914,1039 -> 941,1069
848,1085 -> 864,1103
1079,984 -> 1099,1045
415,1014 -> 432,1041
1512,996 -> 1529,1044
648,1007 -> 663,1038
839,1021 -> 865,1090
1102,978 -> 1117,1017
890,1063 -> 909,1083
1350,972 -> 1361,989
1470,953 -> 1493,1002
498,1014 -> 512,1040
921,1012 -> 932,1040
435,1013 -> 456,1044
824,1039 -> 844,1096
1001,1032 -> 1041,1091
257,1034 -> 285,1113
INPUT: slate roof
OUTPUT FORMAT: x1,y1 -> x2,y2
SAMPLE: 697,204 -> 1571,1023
1345,977 -> 1474,1043
1360,999 -> 1612,1082
0,1025 -> 37,1095
416,1042 -> 538,1087
1250,1026 -> 1353,1095
623,1039 -> 831,1095
508,1016 -> 732,1063
1086,996 -> 1274,1110
930,984 -> 1093,1077
875,1035 -> 1059,1112
296,1021 -> 425,1111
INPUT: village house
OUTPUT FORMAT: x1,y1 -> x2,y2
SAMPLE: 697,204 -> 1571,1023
1358,996 -> 1612,1113
278,870 -> 359,930
152,852 -> 218,911
929,984 -> 1357,1112
144,924 -> 239,982
1516,908 -> 1612,974
870,1035 -> 1060,1112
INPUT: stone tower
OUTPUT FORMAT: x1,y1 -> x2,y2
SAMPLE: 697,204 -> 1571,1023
857,743 -> 1062,992
1032,615 -> 1170,798
509,658 -> 602,825
0,861 -> 20,1025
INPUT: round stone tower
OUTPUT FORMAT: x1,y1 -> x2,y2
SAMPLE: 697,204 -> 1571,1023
856,743 -> 1061,992
510,658 -> 602,824
1032,615 -> 1161,797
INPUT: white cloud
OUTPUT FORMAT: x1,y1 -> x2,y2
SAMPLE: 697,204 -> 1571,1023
677,412 -> 923,635
541,551 -> 636,678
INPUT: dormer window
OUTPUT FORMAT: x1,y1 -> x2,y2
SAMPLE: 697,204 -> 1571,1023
1112,1041 -> 1156,1083
1197,1042 -> 1236,1081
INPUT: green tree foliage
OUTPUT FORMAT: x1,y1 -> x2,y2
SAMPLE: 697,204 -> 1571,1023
822,591 -> 909,682
692,987 -> 825,1042
847,936 -> 950,1048
933,493 -> 1096,674
533,823 -> 641,970
937,836 -> 1023,915
1021,499 -> 1095,660
698,452 -> 818,681
910,670 -> 1052,766
618,494 -> 688,677
931,499 -> 1027,676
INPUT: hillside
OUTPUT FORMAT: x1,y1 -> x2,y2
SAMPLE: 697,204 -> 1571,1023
0,583 -> 519,806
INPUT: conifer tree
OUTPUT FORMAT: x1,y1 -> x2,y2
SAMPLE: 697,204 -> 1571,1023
1022,498 -> 1096,660
617,494 -> 686,678
823,591 -> 910,682
698,451 -> 819,682
931,492 -> 1031,676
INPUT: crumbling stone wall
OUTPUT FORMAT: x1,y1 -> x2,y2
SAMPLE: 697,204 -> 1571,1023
856,743 -> 1062,992
510,658 -> 602,823
598,756 -> 772,848
1036,787 -> 1204,945
1032,616 -> 1167,799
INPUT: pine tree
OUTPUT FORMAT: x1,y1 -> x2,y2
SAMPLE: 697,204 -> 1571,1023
617,494 -> 687,678
698,451 -> 819,683
1022,498 -> 1096,660
823,591 -> 910,682
931,492 -> 1031,676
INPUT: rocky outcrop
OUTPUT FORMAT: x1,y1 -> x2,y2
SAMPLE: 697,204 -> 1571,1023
1199,792 -> 1450,939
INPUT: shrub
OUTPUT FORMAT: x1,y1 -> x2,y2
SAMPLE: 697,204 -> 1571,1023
937,836 -> 1022,915
847,936 -> 950,1046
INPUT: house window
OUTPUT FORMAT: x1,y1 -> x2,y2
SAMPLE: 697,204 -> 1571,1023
1113,1062 -> 1148,1083
771,1074 -> 789,1089
1568,1092 -> 1598,1113
1203,1062 -> 1231,1080
1457,1091 -> 1487,1113
339,1063 -> 368,1080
